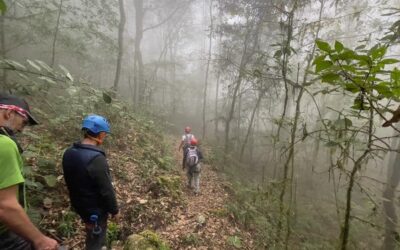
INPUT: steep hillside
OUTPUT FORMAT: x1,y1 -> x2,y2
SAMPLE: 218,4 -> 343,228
9,71 -> 255,249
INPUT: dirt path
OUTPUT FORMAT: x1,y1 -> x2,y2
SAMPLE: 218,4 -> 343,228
157,144 -> 254,249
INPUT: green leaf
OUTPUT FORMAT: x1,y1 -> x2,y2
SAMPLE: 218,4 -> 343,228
316,40 -> 331,52
344,83 -> 359,93
338,50 -> 357,60
321,72 -> 341,84
103,92 -> 112,103
315,60 -> 333,73
0,0 -> 7,15
380,58 -> 399,65
369,45 -> 387,59
355,44 -> 367,50
373,82 -> 392,97
313,55 -> 326,66
44,175 -> 57,188
344,118 -> 353,127
334,41 -> 344,52
227,236 -> 242,249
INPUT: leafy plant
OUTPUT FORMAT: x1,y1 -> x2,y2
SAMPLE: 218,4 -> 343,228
227,235 -> 242,249
107,222 -> 121,247
57,211 -> 78,238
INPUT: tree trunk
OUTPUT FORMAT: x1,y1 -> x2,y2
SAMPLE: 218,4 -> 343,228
133,0 -> 144,106
50,0 -> 63,67
0,14 -> 7,90
382,135 -> 400,249
113,0 -> 126,91
239,90 -> 263,161
202,0 -> 213,139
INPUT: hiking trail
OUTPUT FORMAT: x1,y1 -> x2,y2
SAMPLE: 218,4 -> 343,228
154,142 -> 254,249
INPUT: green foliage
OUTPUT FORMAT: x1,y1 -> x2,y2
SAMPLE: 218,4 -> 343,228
0,0 -> 6,14
107,222 -> 121,247
227,235 -> 242,249
180,233 -> 202,247
313,41 -> 400,106
57,211 -> 78,238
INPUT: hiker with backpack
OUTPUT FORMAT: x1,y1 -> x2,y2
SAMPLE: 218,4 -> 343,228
178,126 -> 195,168
62,114 -> 119,250
184,138 -> 204,194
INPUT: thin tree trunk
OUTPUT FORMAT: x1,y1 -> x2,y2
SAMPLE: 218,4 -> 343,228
113,0 -> 126,91
239,90 -> 263,161
133,0 -> 144,106
0,14 -> 7,90
382,135 -> 400,249
50,0 -> 63,67
202,0 -> 213,139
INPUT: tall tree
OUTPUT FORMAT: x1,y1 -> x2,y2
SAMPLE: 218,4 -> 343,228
113,0 -> 126,91
202,0 -> 213,139
50,0 -> 63,67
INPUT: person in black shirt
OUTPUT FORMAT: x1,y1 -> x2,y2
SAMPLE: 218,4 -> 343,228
62,114 -> 118,250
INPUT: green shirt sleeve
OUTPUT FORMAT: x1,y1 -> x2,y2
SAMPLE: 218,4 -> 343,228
0,135 -> 24,190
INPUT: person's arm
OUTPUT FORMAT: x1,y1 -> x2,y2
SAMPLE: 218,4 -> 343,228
178,140 -> 184,151
0,185 -> 58,249
88,156 -> 119,215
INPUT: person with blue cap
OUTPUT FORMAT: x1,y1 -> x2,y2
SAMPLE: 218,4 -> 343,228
62,114 -> 119,250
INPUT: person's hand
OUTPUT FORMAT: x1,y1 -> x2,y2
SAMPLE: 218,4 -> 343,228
33,235 -> 58,250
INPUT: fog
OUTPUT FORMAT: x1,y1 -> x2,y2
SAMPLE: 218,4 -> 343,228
1,0 -> 400,249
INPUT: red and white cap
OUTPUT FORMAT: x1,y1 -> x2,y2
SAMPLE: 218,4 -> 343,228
0,93 -> 38,125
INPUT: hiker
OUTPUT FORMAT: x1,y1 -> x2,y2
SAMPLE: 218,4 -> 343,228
178,126 -> 195,168
62,114 -> 119,250
0,93 -> 59,250
183,138 -> 204,194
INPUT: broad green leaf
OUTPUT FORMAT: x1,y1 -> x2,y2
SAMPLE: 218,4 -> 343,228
313,55 -> 326,65
315,60 -> 333,73
0,0 -> 6,15
273,49 -> 282,59
44,175 -> 57,187
338,50 -> 357,60
321,72 -> 340,84
334,41 -> 344,52
355,44 -> 367,50
380,58 -> 399,65
369,45 -> 387,59
344,83 -> 359,93
344,118 -> 353,127
316,40 -> 331,52
373,83 -> 393,98
392,68 -> 400,82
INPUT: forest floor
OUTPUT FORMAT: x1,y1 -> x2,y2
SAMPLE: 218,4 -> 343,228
155,143 -> 255,249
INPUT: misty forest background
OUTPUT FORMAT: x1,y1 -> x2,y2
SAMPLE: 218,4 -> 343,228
1,0 -> 400,249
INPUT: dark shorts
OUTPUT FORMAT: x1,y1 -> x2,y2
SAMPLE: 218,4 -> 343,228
0,231 -> 33,250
